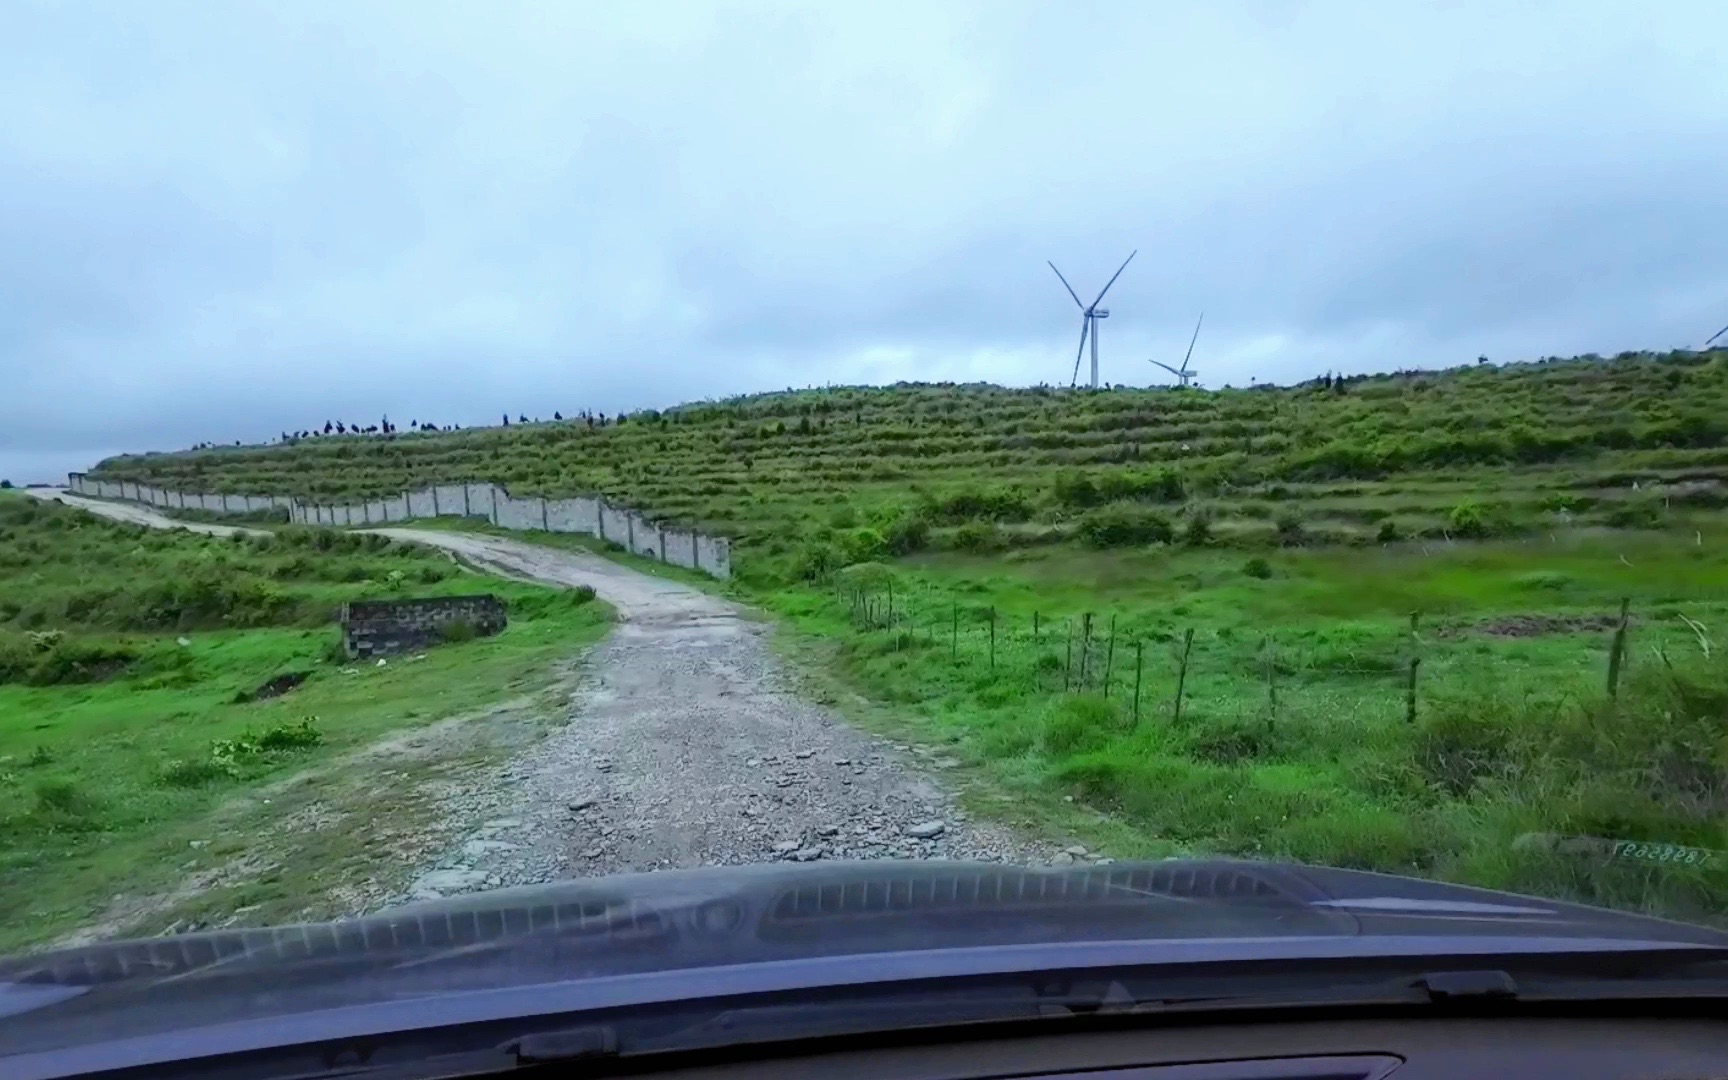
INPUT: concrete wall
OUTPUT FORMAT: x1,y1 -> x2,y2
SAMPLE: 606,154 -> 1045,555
496,494 -> 542,532
664,530 -> 697,570
599,504 -> 631,547
546,495 -> 599,534
406,487 -> 437,519
629,515 -> 662,560
433,485 -> 468,517
696,535 -> 731,579
67,473 -> 733,579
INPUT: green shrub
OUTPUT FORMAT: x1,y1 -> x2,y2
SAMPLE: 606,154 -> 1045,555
570,584 -> 598,604
1446,499 -> 1515,538
879,511 -> 930,555
160,758 -> 229,787
1077,505 -> 1174,548
1274,512 -> 1306,546
1603,499 -> 1665,529
1040,696 -> 1121,754
792,540 -> 845,582
438,619 -> 478,644
1182,508 -> 1214,547
32,777 -> 95,818
1415,696 -> 1523,796
1242,556 -> 1273,579
256,717 -> 323,751
1375,519 -> 1401,543
842,527 -> 888,563
1512,570 -> 1572,592
951,522 -> 1005,552
0,630 -> 135,686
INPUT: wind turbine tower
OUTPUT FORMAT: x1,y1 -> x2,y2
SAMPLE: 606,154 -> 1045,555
1049,251 -> 1136,388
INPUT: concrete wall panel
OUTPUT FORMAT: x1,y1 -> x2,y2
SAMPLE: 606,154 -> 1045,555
406,488 -> 437,519
433,485 -> 467,517
465,484 -> 497,521
545,496 -> 599,534
496,495 -> 543,532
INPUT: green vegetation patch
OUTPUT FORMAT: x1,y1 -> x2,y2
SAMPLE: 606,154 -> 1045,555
0,493 -> 611,951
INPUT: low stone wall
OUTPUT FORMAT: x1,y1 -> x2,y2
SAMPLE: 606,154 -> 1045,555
65,473 -> 733,579
340,594 -> 508,659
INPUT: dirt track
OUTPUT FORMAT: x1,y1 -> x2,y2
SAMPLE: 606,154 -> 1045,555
24,490 -> 1054,906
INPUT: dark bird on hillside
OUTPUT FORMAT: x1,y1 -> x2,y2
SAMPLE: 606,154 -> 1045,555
554,411 -> 563,421
323,421 -> 333,434
502,413 -> 510,426
519,413 -> 529,423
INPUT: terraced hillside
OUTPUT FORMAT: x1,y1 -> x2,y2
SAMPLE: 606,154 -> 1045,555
89,350 -> 1728,582
79,349 -> 1728,923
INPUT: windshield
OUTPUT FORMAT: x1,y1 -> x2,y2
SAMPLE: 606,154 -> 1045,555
3,0 -> 1728,1070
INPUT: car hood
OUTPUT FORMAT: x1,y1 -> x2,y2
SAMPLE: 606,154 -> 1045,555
4,859 -> 1727,1063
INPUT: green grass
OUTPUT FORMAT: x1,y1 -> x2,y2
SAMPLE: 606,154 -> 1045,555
752,525 -> 1728,924
0,493 -> 612,950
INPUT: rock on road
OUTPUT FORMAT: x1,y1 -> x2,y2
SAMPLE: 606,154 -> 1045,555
24,489 -> 1057,905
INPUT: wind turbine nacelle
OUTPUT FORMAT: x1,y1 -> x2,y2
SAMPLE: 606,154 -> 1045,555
1093,308 -> 1109,319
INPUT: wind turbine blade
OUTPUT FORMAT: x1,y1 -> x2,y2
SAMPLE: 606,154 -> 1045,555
1070,319 -> 1090,387
1148,360 -> 1183,377
1707,321 -> 1728,348
1090,250 -> 1137,307
1181,312 -> 1204,373
1048,262 -> 1085,310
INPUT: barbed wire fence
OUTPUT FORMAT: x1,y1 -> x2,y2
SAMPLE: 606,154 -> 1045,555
830,577 -> 1653,727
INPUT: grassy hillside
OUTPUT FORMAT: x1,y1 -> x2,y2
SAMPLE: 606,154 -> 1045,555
80,349 -> 1728,921
0,494 -> 609,949
88,350 -> 1728,581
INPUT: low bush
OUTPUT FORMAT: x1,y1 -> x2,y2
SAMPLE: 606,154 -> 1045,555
950,522 -> 1005,553
1602,499 -> 1665,529
1077,505 -> 1174,548
1182,508 -> 1214,547
438,619 -> 478,644
0,630 -> 135,686
1446,499 -> 1516,539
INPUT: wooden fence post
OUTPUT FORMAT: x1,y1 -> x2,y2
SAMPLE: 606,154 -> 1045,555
1263,636 -> 1278,725
1103,617 -> 1116,698
1172,628 -> 1195,723
1405,657 -> 1420,724
1033,610 -> 1040,644
1132,640 -> 1144,724
1079,613 -> 1094,688
1064,621 -> 1073,691
951,603 -> 959,660
988,607 -> 996,671
1607,597 -> 1631,700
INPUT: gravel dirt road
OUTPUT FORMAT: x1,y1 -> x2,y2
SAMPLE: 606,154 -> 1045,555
24,490 -> 1057,907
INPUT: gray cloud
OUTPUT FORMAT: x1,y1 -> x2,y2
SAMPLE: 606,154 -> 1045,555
3,0 -> 1726,483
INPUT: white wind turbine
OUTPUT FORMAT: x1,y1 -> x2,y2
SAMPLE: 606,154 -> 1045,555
1048,250 -> 1136,388
1149,313 -> 1204,388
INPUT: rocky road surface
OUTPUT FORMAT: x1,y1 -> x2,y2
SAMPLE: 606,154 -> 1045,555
25,490 -> 1062,907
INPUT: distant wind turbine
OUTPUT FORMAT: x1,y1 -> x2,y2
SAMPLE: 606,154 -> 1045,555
1706,321 -> 1728,349
1048,250 -> 1136,388
1149,313 -> 1204,388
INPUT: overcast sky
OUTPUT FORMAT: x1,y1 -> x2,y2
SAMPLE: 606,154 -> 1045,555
4,1 -> 1726,484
